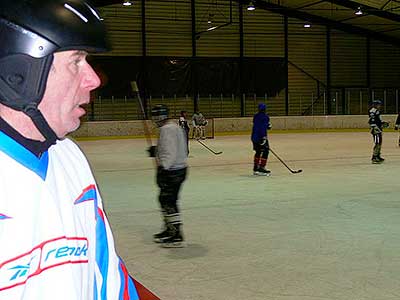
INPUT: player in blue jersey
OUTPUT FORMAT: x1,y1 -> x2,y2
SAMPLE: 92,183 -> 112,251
0,1 -> 151,299
251,103 -> 272,175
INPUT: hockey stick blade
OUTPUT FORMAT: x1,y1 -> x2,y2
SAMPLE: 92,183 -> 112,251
196,139 -> 223,155
269,148 -> 302,174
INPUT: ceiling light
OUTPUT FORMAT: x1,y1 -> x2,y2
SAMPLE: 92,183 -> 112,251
355,7 -> 363,15
123,0 -> 132,6
207,26 -> 218,32
247,1 -> 255,11
303,22 -> 311,28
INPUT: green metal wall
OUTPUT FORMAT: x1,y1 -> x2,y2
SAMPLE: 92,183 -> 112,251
97,0 -> 400,116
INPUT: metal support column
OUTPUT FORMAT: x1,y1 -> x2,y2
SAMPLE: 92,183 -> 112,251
191,0 -> 198,112
140,0 -> 148,118
284,16 -> 289,116
326,26 -> 332,114
239,2 -> 244,116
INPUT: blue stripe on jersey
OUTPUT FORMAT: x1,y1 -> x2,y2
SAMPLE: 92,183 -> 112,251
0,131 -> 49,180
127,275 -> 139,300
0,213 -> 11,220
118,259 -> 139,300
96,206 -> 110,299
94,277 -> 98,300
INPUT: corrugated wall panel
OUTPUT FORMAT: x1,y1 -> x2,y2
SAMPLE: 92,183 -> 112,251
243,10 -> 284,57
99,4 -> 142,56
288,21 -> 326,115
288,21 -> 326,81
95,2 -> 400,117
196,0 -> 239,57
331,31 -> 367,87
146,0 -> 192,56
370,40 -> 400,87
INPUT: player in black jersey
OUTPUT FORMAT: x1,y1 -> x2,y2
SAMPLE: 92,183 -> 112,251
368,100 -> 389,163
394,112 -> 400,146
178,110 -> 190,154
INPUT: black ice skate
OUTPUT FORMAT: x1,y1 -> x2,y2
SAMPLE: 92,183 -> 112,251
378,156 -> 385,162
160,231 -> 186,248
153,229 -> 171,243
253,167 -> 271,176
371,156 -> 383,164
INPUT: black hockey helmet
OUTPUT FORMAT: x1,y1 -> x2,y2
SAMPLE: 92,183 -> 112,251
151,105 -> 169,126
0,0 -> 109,141
372,99 -> 383,106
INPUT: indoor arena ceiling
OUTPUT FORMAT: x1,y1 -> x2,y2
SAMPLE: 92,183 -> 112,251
93,0 -> 400,45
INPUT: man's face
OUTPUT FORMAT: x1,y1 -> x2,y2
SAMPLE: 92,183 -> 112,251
38,50 -> 101,138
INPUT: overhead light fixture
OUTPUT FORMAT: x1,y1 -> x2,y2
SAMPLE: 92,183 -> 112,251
303,22 -> 311,28
207,25 -> 218,32
355,6 -> 363,15
123,0 -> 132,6
247,1 -> 255,11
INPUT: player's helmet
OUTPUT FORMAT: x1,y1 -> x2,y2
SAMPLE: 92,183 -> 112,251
258,103 -> 267,112
0,0 -> 109,141
151,105 -> 169,126
372,99 -> 383,106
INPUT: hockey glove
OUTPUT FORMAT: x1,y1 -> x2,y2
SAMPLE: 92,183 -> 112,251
371,126 -> 382,135
147,145 -> 157,157
395,124 -> 399,130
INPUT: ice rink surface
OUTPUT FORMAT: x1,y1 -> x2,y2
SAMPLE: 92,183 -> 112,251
78,131 -> 400,300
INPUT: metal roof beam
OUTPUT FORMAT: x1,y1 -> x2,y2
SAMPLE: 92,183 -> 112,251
325,0 -> 400,23
247,0 -> 400,46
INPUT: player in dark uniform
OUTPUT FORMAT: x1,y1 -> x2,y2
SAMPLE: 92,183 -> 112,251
179,110 -> 190,154
251,103 -> 272,175
368,100 -> 389,164
394,112 -> 400,146
149,105 -> 188,247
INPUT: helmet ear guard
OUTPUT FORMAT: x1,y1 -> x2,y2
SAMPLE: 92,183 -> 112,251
0,54 -> 53,111
0,53 -> 58,141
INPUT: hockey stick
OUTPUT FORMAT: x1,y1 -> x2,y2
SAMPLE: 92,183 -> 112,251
196,138 -> 223,155
131,81 -> 158,167
269,148 -> 302,174
130,81 -> 153,147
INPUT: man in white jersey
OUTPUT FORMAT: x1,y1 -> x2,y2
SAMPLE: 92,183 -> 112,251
149,105 -> 188,248
191,110 -> 208,139
0,1 -> 156,299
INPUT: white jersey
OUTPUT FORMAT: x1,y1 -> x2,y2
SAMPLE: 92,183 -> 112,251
0,132 -> 139,300
158,122 -> 188,170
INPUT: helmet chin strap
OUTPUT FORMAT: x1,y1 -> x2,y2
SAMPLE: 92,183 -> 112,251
23,103 -> 58,143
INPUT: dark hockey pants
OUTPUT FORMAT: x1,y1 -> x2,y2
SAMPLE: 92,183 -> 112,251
371,132 -> 382,158
253,140 -> 269,170
157,167 -> 187,232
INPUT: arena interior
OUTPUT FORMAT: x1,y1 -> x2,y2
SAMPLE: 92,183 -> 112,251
78,1 -> 400,299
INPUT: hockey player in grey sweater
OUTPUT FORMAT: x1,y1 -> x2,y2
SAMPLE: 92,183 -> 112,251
149,105 -> 188,247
